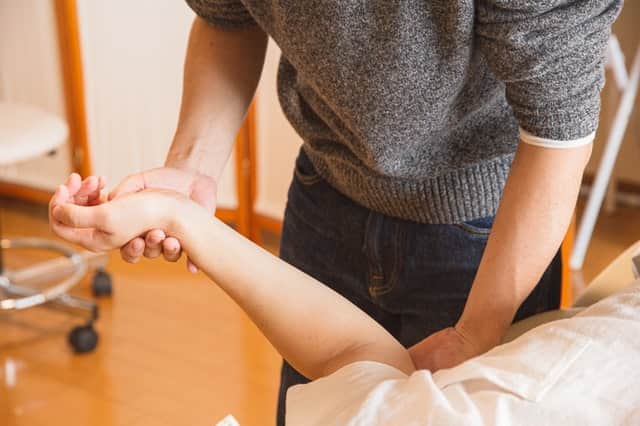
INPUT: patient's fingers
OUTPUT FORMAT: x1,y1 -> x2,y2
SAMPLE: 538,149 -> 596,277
73,176 -> 100,206
51,204 -> 103,229
50,216 -> 106,252
51,184 -> 70,207
65,173 -> 82,195
49,185 -> 72,229
121,238 -> 145,263
87,176 -> 106,206
49,175 -> 112,252
162,237 -> 182,262
187,259 -> 199,274
143,230 -> 165,259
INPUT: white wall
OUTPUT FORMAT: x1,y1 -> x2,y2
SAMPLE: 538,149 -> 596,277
76,0 -> 237,208
0,0 -> 300,218
0,0 -> 237,208
0,0 -> 71,189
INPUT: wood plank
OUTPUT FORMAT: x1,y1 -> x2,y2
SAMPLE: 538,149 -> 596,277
1,202 -> 281,426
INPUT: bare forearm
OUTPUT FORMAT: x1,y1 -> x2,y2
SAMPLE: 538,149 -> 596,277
458,142 -> 592,349
172,205 -> 414,378
167,18 -> 267,179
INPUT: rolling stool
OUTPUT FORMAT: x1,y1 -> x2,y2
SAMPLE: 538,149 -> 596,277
0,102 -> 112,353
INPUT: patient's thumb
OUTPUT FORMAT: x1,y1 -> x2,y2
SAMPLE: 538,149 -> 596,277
52,204 -> 101,229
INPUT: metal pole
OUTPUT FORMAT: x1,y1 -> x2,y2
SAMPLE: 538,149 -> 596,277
571,45 -> 640,269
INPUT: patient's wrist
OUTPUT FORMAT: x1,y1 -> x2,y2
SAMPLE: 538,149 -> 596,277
165,202 -> 195,242
165,200 -> 219,249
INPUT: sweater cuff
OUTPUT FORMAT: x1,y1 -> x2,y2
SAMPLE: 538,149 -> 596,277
519,128 -> 595,149
185,0 -> 257,29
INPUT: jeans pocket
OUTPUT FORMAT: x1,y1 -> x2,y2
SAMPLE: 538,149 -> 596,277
285,151 -> 347,242
454,216 -> 494,236
293,151 -> 323,186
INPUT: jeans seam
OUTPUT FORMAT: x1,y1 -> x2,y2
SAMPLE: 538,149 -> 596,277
370,221 -> 405,297
364,212 -> 386,299
454,223 -> 492,236
294,169 -> 323,185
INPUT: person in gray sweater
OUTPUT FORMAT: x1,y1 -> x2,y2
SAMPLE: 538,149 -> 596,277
108,1 -> 622,423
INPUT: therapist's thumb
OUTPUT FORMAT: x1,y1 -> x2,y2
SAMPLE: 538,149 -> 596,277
52,204 -> 104,229
109,172 -> 146,201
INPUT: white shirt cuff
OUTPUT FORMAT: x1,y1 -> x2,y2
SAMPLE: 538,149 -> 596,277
519,128 -> 595,149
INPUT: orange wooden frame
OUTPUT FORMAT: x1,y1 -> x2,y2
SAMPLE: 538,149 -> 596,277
560,213 -> 576,307
54,0 -> 92,177
235,103 -> 256,237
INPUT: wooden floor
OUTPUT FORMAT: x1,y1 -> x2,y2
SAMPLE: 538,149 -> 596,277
1,197 -> 639,426
0,199 -> 281,426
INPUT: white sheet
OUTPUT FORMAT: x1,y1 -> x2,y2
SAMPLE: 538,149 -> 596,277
287,282 -> 640,425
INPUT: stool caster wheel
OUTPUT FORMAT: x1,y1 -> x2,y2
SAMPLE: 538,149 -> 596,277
92,269 -> 112,297
68,323 -> 98,353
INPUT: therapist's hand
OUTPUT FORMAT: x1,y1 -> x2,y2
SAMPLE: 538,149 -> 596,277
408,325 -> 483,372
109,167 -> 216,272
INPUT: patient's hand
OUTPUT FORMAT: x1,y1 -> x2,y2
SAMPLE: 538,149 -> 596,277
49,173 -> 105,239
109,167 -> 216,270
49,174 -> 186,253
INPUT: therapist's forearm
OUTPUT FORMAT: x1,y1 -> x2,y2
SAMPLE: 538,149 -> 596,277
170,204 -> 415,379
457,142 -> 592,351
166,18 -> 267,180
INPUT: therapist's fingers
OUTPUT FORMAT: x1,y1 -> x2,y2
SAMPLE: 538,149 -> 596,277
109,172 -> 146,201
162,237 -> 182,262
143,229 -> 165,259
121,238 -> 145,263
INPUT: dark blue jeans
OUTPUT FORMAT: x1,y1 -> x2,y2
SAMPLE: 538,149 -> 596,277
276,149 -> 561,425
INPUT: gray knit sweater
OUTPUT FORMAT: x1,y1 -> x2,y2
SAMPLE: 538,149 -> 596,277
186,0 -> 622,223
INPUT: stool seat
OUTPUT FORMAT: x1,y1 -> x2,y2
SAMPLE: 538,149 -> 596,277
0,102 -> 68,166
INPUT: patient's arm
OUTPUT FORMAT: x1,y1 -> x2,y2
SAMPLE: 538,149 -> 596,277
50,180 -> 415,379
